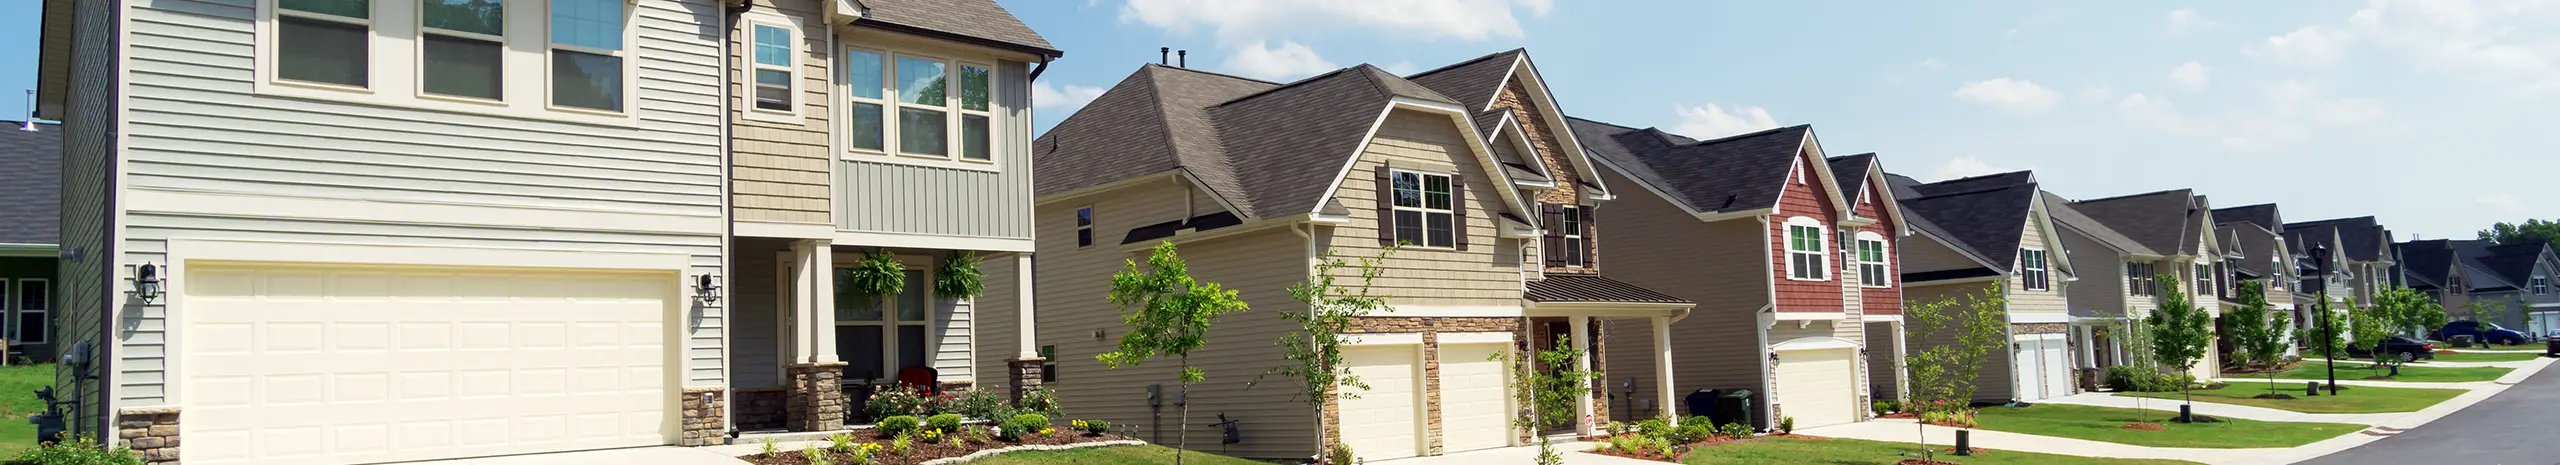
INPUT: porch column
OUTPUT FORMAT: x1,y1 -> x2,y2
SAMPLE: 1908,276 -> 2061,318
790,240 -> 817,363
786,239 -> 845,431
1570,316 -> 1594,435
1010,253 -> 1047,401
1892,321 -> 1909,400
1652,315 -> 1677,426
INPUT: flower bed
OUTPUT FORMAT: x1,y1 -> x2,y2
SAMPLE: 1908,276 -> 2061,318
738,415 -> 1123,465
1581,417 -> 1761,463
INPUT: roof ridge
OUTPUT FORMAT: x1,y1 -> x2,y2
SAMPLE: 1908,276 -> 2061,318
1210,65 -> 1366,108
1143,63 -> 1281,85
1904,182 -> 2036,201
2070,187 -> 2193,205
1926,169 -> 2034,185
1686,123 -> 1808,145
1402,48 -> 1524,80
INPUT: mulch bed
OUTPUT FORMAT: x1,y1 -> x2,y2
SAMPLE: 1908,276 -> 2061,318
2252,393 -> 2299,399
737,431 -> 1127,465
1585,435 -> 1805,463
2122,423 -> 2166,431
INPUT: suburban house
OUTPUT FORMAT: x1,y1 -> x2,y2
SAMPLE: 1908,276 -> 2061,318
2284,217 -> 2399,309
1882,171 -> 2077,403
2398,239 -> 2556,336
2211,204 -> 2301,359
2396,240 -> 2494,318
714,0 -> 1063,441
0,122 -> 60,364
1025,50 -> 1692,461
2044,189 -> 2224,383
2460,241 -> 2560,336
1571,119 -> 1907,432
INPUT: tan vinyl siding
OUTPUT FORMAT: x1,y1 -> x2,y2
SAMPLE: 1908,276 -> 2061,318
1323,110 -> 1518,307
2010,214 -> 2067,318
52,0 -> 118,440
1864,322 -> 1901,399
730,0 -> 833,224
730,239 -> 787,387
972,250 -> 1019,388
1900,282 -> 2015,402
1594,166 -> 1771,421
1032,178 -> 1315,459
2055,228 -> 2130,317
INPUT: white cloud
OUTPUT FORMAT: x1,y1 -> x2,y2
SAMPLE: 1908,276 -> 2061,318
2348,0 -> 2560,95
2219,81 -> 2388,152
1033,82 -> 1107,114
2245,26 -> 2353,67
1917,58 -> 1946,71
2477,193 -> 2530,215
1221,41 -> 1340,81
1382,60 -> 1421,76
1671,104 -> 1779,140
2166,8 -> 2219,35
1120,0 -> 1550,42
2170,61 -> 2211,89
1928,156 -> 2012,182
1952,78 -> 2064,114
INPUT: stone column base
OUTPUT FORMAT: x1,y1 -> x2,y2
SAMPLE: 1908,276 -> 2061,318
787,362 -> 848,431
118,408 -> 180,464
680,387 -> 727,446
734,386 -> 789,431
1007,357 -> 1046,402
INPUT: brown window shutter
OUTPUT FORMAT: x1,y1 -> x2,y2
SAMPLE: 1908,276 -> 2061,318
1543,205 -> 1565,267
1580,205 -> 1596,267
1376,165 -> 1395,246
1451,173 -> 1469,251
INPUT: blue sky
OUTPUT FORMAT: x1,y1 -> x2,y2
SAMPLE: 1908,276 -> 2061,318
2,1 -> 2550,240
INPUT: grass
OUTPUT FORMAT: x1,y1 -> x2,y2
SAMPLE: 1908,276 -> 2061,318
968,445 -> 1271,465
2242,362 -> 2512,383
0,364 -> 52,455
2422,351 -> 2542,363
1971,404 -> 2364,449
1680,437 -> 2200,465
2117,381 -> 2464,413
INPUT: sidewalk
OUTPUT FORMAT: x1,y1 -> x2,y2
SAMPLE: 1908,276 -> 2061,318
1795,419 -> 2284,465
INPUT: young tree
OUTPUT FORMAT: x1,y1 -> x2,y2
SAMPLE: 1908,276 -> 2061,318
2346,305 -> 2397,374
2224,281 -> 2290,395
1494,338 -> 1599,465
2146,274 -> 2214,419
1253,247 -> 1394,461
2465,300 -> 2512,345
1097,242 -> 1252,464
1900,283 -> 2008,462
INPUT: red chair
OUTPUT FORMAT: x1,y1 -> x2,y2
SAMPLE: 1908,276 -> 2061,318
897,366 -> 940,396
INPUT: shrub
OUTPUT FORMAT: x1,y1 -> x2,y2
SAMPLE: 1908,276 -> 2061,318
1071,419 -> 1110,436
759,438 -> 779,458
1675,421 -> 1716,444
876,415 -> 922,439
925,413 -> 964,435
953,388 -> 1011,420
1017,387 -> 1062,418
889,433 -> 911,456
15,435 -> 145,465
1000,413 -> 1050,442
1872,401 -> 1894,416
866,385 -> 931,420
1717,422 -> 1753,438
1602,421 -> 1629,436
2105,365 -> 2183,392
922,391 -> 961,416
1329,442 -> 1355,465
846,443 -> 879,465
801,444 -> 831,465
1633,418 -> 1671,441
1777,416 -> 1795,435
828,433 -> 856,453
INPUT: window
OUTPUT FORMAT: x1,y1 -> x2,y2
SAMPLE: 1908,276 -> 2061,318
2535,275 -> 2549,295
2128,262 -> 2155,296
1857,233 -> 1888,287
1561,206 -> 1585,267
276,0 -> 372,87
847,51 -> 996,165
420,0 -> 504,101
845,49 -> 887,152
1785,218 -> 1829,281
1391,170 -> 1456,248
10,279 -> 45,345
749,22 -> 795,112
2196,264 -> 2213,297
2018,249 -> 2050,290
1075,207 -> 1094,248
836,268 -> 930,383
958,64 -> 992,161
549,0 -> 627,112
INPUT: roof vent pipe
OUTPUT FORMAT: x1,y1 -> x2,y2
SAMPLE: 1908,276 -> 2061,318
1160,47 -> 1169,65
1177,50 -> 1187,68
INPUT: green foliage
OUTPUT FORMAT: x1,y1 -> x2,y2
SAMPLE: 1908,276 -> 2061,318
1257,247 -> 1395,463
952,388 -> 1011,420
2464,299 -> 2508,327
1717,422 -> 1754,438
1776,415 -> 1795,435
2308,299 -> 2352,360
760,437 -> 779,458
10,435 -> 143,465
1072,419 -> 1111,435
889,433 -> 912,456
2347,304 -> 2395,370
1000,413 -> 1051,442
934,252 -> 986,298
802,443 -> 832,465
2479,218 -> 2560,249
1329,442 -> 1355,465
2146,274 -> 2214,414
2104,365 -> 2181,392
876,415 -> 922,439
865,385 -> 932,421
1872,401 -> 1895,416
1904,283 -> 2010,406
828,433 -> 856,453
925,413 -> 964,435
844,249 -> 906,299
1097,242 -> 1247,464
1016,386 -> 1062,418
2225,281 -> 2291,395
1511,337 -> 1603,430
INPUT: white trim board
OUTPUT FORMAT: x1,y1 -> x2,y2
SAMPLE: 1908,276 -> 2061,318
2009,312 -> 2072,324
1437,332 -> 1514,345
833,230 -> 1034,253
1381,305 -> 1526,318
1769,337 -> 1860,352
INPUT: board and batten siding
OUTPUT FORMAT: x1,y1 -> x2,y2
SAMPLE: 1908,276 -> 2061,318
112,0 -> 731,407
1030,177 -> 1316,459
730,0 -> 834,224
53,0 -> 119,440
1594,166 -> 1773,421
835,61 -> 1035,240
1324,110 -> 1521,308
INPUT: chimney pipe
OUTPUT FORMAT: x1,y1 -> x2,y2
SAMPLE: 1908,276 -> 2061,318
1177,50 -> 1187,68
1160,47 -> 1169,65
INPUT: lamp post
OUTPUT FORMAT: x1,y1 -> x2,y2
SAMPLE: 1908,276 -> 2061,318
2314,244 -> 2339,396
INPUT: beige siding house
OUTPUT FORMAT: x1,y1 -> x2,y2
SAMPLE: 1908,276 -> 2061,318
2049,189 -> 2228,383
1883,171 -> 2078,403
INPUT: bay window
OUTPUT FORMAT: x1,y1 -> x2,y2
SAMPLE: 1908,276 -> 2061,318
1392,170 -> 1456,248
1858,233 -> 1888,287
845,50 -> 998,165
1786,218 -> 1828,281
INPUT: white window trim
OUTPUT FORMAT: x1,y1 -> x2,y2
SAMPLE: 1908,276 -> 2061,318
2196,263 -> 2213,296
1856,231 -> 1889,288
414,1 -> 507,104
252,0 -> 642,126
1784,216 -> 1830,282
834,257 -> 935,385
2019,248 -> 2049,291
743,14 -> 802,123
1391,169 -> 1459,250
2534,275 -> 2549,295
12,278 -> 45,345
1075,206 -> 1095,248
1561,205 -> 1584,267
842,48 -> 1002,172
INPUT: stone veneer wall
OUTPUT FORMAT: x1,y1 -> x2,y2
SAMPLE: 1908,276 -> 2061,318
118,408 -> 179,464
735,387 -> 789,431
1324,316 -> 1525,457
1008,357 -> 1046,403
681,387 -> 727,446
787,362 -> 847,432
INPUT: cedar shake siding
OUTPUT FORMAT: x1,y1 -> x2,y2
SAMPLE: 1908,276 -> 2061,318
1325,111 -> 1523,307
1773,150 -> 1846,314
1853,178 -> 1900,316
730,0 -> 834,224
1595,166 -> 1771,421
1492,82 -> 1599,275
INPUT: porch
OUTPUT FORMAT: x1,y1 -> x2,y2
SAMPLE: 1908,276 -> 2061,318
1522,274 -> 1695,435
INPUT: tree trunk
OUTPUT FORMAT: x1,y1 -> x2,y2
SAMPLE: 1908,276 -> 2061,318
1177,354 -> 1190,465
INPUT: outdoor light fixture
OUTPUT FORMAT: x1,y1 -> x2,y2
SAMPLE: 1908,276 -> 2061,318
134,263 -> 164,304
693,274 -> 723,305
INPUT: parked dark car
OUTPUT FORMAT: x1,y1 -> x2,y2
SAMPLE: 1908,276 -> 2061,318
2347,336 -> 2437,362
2432,321 -> 2531,346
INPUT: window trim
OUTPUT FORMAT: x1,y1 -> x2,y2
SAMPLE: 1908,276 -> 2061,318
11,279 -> 45,345
253,0 -> 642,126
743,15 -> 802,121
1783,216 -> 1830,282
414,0 -> 509,104
2195,263 -> 2214,297
2534,275 -> 2549,295
842,47 -> 1003,172
1561,205 -> 1585,267
833,261 -> 934,385
1390,169 -> 1458,249
1856,231 -> 1889,288
1075,206 -> 1094,248
955,61 -> 996,163
2019,248 -> 2050,291
2128,262 -> 2155,296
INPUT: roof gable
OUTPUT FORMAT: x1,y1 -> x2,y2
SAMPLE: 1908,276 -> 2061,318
1889,170 -> 2038,270
1572,119 -> 1833,217
1407,49 -> 1611,201
2286,217 -> 2390,262
2066,189 -> 2198,256
2213,203 -> 2284,233
2042,190 -> 2155,256
852,0 -> 1060,57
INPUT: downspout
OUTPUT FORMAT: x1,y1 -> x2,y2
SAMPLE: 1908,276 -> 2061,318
719,0 -> 751,442
1029,55 -> 1051,81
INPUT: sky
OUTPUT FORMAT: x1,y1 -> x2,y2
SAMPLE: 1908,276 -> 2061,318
1,1 -> 2550,240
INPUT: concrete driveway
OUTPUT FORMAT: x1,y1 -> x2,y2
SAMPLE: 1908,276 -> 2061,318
408,447 -> 744,465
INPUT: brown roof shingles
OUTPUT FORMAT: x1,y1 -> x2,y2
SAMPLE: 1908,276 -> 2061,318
856,0 -> 1060,56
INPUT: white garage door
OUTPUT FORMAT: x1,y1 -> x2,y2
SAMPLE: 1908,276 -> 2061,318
1436,343 -> 1511,453
181,263 -> 677,465
2013,334 -> 2068,401
2041,335 -> 2072,399
1772,348 -> 1857,429
1339,345 -> 1423,461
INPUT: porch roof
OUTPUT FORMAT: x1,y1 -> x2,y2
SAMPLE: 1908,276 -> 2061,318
1525,275 -> 1689,304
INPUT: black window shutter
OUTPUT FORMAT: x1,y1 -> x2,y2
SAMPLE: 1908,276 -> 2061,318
1376,165 -> 1394,246
1578,205 -> 1596,267
1451,173 -> 1469,251
1542,205 -> 1565,267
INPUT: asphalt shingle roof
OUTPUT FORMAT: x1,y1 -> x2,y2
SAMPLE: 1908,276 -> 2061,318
1568,117 -> 1809,215
2287,217 -> 2390,262
1405,48 -> 1523,136
1827,154 -> 1874,205
2066,189 -> 2199,257
2398,240 -> 2466,291
2042,190 -> 2154,256
1526,274 -> 1691,304
1887,170 -> 2039,272
2455,240 -> 2553,291
856,0 -> 1059,56
0,122 -> 60,246
2213,203 -> 2284,233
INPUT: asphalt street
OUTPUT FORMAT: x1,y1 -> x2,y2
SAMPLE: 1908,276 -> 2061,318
2296,362 -> 2560,465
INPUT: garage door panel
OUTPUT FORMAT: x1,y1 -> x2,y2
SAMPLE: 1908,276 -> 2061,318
1339,346 -> 1422,461
1436,343 -> 1510,453
1772,348 -> 1857,429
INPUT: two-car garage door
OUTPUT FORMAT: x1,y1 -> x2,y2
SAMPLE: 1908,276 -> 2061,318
180,263 -> 678,465
1338,340 -> 1513,461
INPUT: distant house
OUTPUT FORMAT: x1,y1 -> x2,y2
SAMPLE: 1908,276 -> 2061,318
2046,189 -> 2227,383
2400,239 -> 2560,336
0,122 -> 60,364
1884,171 -> 2079,402
2212,203 -> 2300,358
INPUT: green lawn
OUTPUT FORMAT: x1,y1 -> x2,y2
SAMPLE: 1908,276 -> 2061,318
970,445 -> 1271,465
2118,381 -> 2463,413
2422,351 -> 2542,363
1681,437 -> 2199,465
2243,362 -> 2511,383
0,364 -> 52,455
1971,404 -> 2364,449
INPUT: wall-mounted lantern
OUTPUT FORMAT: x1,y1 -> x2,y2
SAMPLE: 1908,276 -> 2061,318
693,274 -> 723,305
134,263 -> 165,304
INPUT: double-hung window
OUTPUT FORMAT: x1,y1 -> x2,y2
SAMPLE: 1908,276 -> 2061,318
1075,207 -> 1094,248
1561,206 -> 1585,267
276,0 -> 373,87
421,0 -> 505,101
847,51 -> 995,164
2196,264 -> 2214,296
2128,262 -> 2155,296
1857,234 -> 1889,287
1391,170 -> 1456,248
749,22 -> 796,113
1785,218 -> 1828,281
2019,248 -> 2050,290
549,0 -> 627,112
9,279 -> 46,345
2534,275 -> 2550,295
264,0 -> 633,121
